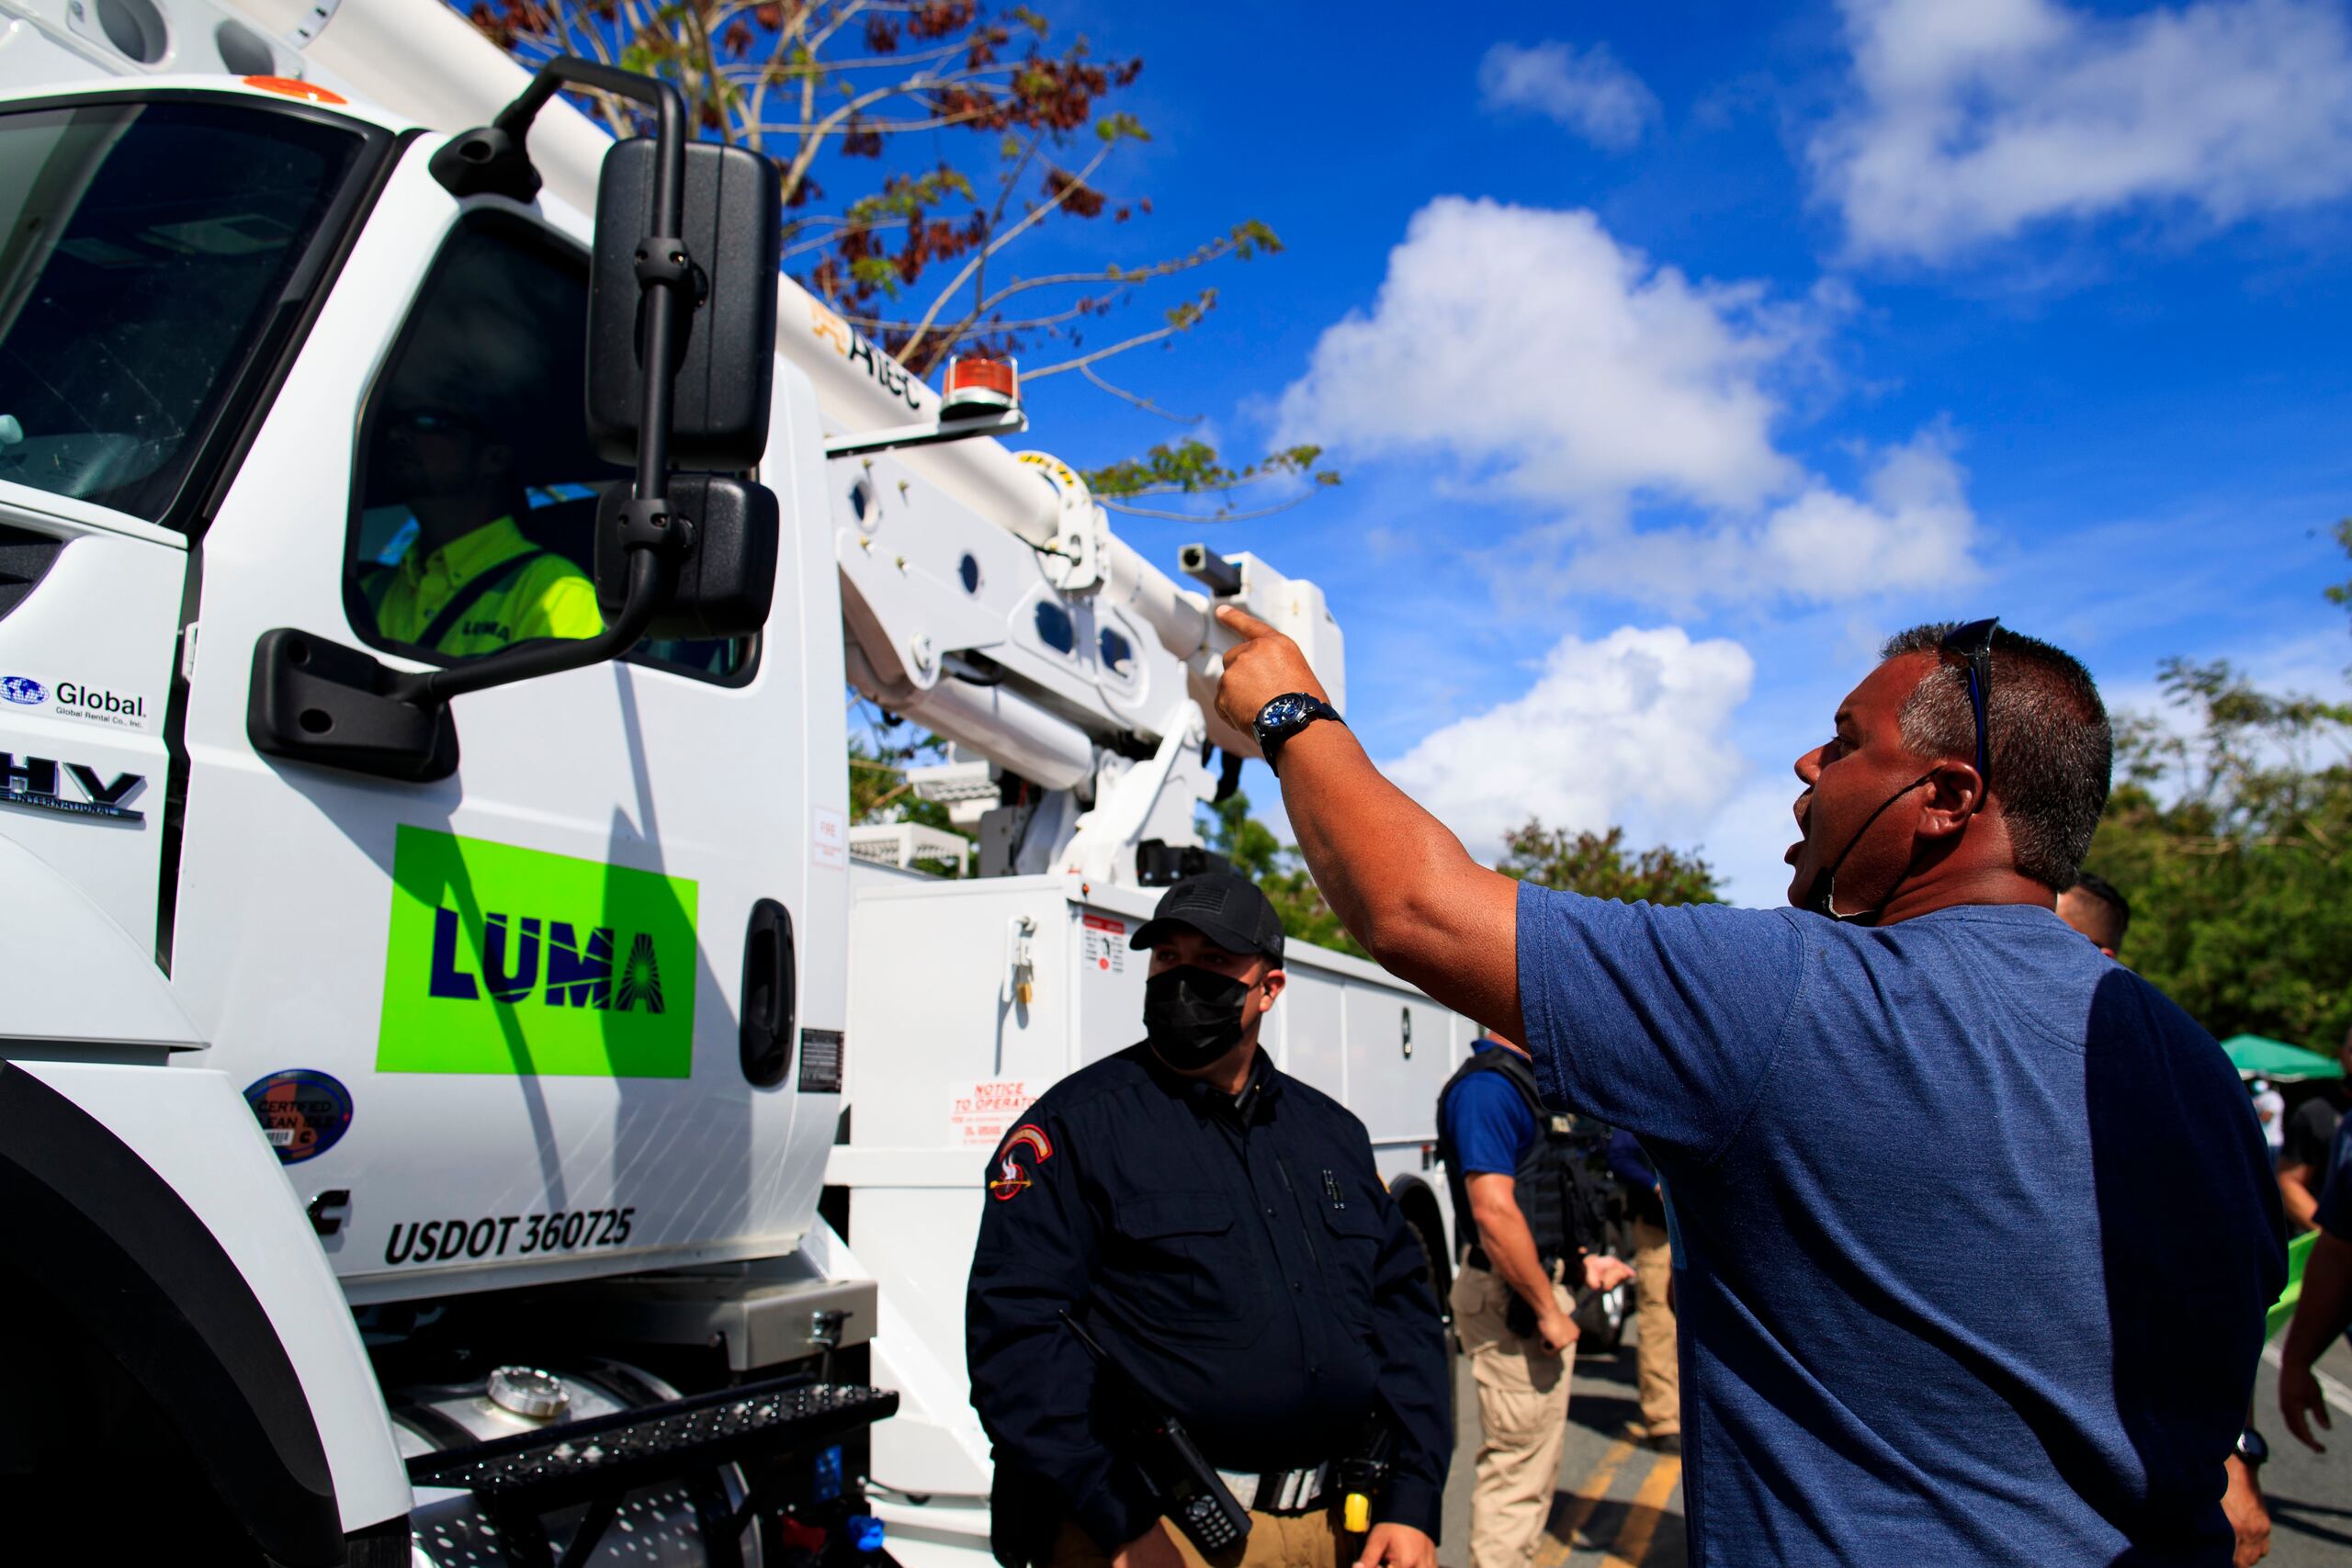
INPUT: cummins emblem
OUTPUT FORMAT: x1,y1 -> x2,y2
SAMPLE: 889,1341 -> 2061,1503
0,753 -> 143,821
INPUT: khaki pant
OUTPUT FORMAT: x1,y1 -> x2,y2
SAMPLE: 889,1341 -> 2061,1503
1451,1262 -> 1575,1568
1632,1215 -> 1679,1439
1046,1510 -> 1343,1568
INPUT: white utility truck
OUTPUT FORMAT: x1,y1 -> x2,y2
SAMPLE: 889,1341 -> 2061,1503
0,0 -> 1516,1562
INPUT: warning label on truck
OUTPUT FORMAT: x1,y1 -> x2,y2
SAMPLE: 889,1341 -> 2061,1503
951,1079 -> 1037,1147
1080,913 -> 1126,975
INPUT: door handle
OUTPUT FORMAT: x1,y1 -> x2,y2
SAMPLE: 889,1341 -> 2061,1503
741,897 -> 795,1088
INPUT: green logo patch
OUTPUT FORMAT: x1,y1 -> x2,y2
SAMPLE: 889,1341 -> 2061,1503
379,825 -> 698,1077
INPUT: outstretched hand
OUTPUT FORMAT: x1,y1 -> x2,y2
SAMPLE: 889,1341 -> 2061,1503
1213,604 -> 1328,745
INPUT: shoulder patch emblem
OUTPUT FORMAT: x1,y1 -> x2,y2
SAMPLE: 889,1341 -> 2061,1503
989,1123 -> 1053,1201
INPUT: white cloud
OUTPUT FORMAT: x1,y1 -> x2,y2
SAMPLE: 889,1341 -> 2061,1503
1478,40 -> 1661,151
1814,0 -> 2352,263
1504,428 -> 1979,610
1384,626 -> 1755,857
1275,197 -> 1977,606
1276,197 -> 1802,513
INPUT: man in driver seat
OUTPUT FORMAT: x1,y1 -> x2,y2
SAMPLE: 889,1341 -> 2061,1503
363,405 -> 602,657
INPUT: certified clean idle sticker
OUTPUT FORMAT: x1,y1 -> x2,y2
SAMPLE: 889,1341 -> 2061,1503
243,1069 -> 354,1164
378,826 -> 699,1077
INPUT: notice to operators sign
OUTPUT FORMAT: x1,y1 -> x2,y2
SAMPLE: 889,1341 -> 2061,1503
950,1079 -> 1037,1147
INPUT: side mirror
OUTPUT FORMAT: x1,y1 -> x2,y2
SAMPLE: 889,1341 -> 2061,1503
587,139 -> 782,471
595,474 -> 778,639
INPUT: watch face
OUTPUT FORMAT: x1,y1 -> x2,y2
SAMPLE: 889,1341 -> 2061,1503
1257,694 -> 1306,737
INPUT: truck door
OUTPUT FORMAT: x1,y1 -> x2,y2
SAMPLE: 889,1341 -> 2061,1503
170,153 -> 845,1296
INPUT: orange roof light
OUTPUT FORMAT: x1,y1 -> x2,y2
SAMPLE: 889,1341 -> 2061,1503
941,355 -> 1018,419
243,75 -> 346,106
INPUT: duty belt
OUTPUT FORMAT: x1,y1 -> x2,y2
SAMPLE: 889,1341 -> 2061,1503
1212,1461 -> 1330,1515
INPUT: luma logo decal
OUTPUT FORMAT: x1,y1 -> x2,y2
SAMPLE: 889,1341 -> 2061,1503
379,826 -> 697,1077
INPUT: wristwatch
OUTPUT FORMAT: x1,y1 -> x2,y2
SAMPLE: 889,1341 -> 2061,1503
2235,1427 -> 2268,1468
1253,693 -> 1344,775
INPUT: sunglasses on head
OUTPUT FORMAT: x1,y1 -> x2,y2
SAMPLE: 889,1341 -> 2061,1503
1941,616 -> 1999,790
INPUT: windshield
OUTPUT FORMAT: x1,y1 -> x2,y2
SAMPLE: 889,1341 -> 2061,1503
0,100 -> 368,527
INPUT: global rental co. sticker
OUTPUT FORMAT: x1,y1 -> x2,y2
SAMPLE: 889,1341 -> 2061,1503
243,1069 -> 355,1165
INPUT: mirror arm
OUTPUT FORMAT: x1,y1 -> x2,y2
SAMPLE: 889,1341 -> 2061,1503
401,55 -> 696,708
392,550 -> 663,705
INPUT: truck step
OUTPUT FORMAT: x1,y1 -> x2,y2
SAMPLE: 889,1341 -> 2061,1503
406,1376 -> 897,1510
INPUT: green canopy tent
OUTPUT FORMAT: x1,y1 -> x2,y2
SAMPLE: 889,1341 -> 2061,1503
2219,1033 -> 2345,1083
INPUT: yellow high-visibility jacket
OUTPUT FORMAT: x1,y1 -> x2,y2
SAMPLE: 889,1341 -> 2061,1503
364,516 -> 603,658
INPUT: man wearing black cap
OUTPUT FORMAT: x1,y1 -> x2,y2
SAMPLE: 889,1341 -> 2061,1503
967,871 -> 1451,1568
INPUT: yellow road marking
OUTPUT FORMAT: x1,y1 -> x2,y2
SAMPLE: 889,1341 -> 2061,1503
1598,1454 -> 1683,1568
1532,1438 -> 1639,1566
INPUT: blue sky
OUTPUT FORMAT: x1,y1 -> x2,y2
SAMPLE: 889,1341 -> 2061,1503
888,0 -> 2352,902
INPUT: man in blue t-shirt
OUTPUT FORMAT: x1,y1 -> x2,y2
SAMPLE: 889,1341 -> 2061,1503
1213,610 -> 2286,1564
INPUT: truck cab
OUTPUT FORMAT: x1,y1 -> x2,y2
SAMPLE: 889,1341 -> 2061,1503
1,62 -> 869,1564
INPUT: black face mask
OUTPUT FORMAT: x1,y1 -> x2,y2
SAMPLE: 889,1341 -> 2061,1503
1144,964 -> 1254,1071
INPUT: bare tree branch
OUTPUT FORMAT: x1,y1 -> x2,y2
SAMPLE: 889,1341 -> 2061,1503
1102,495 -> 1313,523
899,140 -> 1114,360
1022,311 -> 1203,381
1080,364 -> 1204,423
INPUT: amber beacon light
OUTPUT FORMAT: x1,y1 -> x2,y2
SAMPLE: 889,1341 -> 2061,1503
941,354 -> 1019,418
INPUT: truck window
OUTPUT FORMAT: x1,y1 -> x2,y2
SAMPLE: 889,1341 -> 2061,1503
347,214 -> 752,682
0,100 -> 368,529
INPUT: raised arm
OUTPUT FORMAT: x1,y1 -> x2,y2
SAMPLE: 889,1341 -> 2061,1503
1212,606 -> 1522,1037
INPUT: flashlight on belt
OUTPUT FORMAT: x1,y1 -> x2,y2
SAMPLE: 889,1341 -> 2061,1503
1338,1424 -> 1396,1535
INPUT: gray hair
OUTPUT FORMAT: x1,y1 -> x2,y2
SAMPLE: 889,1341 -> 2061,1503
1880,624 -> 2112,890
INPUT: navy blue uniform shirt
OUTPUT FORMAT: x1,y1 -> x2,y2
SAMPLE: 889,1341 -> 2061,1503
966,1043 -> 1451,1551
1520,886 -> 2284,1567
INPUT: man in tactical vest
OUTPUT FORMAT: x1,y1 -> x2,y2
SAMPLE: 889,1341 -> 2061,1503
1437,1032 -> 1633,1568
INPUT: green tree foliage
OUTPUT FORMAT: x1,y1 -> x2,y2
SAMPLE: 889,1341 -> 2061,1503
2080,656 -> 2352,1051
848,711 -> 968,877
1201,793 -> 1366,959
1201,799 -> 1724,961
1494,820 -> 1724,906
1081,439 -> 1340,522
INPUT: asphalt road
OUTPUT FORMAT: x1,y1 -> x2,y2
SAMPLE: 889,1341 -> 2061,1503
1440,1320 -> 2352,1568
